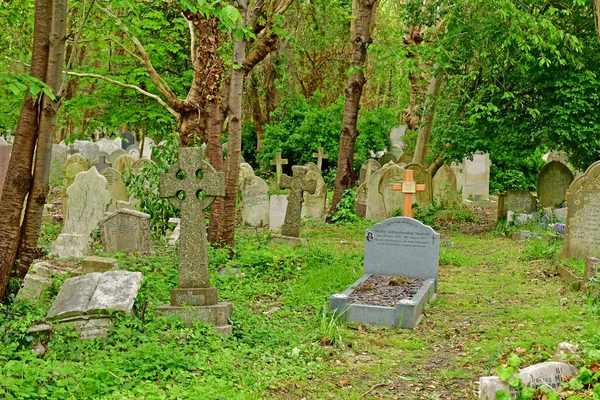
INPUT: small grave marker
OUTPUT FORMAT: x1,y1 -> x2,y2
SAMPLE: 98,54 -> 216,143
392,169 -> 426,217
278,166 -> 316,239
311,147 -> 329,170
270,152 -> 288,181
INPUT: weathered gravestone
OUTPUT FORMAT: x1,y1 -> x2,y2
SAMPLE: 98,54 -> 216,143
0,143 -> 10,198
63,153 -> 89,182
157,147 -> 231,334
131,158 -> 155,175
108,148 -> 127,164
52,168 -> 111,258
301,170 -> 327,221
274,166 -> 317,243
497,190 -> 537,220
330,217 -> 439,328
97,138 -> 120,155
100,167 -> 128,212
269,195 -> 288,231
366,163 -> 391,220
537,161 -> 574,208
378,151 -> 398,166
113,154 -> 136,174
355,182 -> 368,218
389,125 -> 406,148
121,131 -> 135,150
241,176 -> 270,226
126,144 -> 140,159
239,163 -> 255,186
462,152 -> 491,200
432,164 -> 457,201
479,362 -> 577,400
359,159 -> 381,186
303,162 -> 321,175
562,161 -> 600,259
99,209 -> 152,254
47,271 -> 143,339
378,164 -> 407,219
141,137 -> 154,159
73,140 -> 100,162
71,256 -> 118,277
405,163 -> 433,208
50,144 -> 67,181
16,262 -> 65,300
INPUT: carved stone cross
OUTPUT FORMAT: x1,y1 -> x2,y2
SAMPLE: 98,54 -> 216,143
270,152 -> 288,182
392,169 -> 426,218
279,165 -> 316,237
160,147 -> 225,290
96,156 -> 112,172
312,147 -> 329,170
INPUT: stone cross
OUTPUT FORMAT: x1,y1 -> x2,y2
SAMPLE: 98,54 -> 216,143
160,147 -> 225,289
96,156 -> 112,172
392,169 -> 426,218
270,152 -> 288,181
312,147 -> 329,170
279,165 -> 316,237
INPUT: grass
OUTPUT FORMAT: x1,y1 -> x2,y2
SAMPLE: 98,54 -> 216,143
1,221 -> 599,399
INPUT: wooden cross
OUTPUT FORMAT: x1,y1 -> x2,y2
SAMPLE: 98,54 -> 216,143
312,147 -> 329,170
391,169 -> 426,218
160,147 -> 225,288
279,165 -> 317,237
270,152 -> 288,181
95,156 -> 111,172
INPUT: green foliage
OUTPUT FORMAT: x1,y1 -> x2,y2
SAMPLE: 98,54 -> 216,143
523,238 -> 561,260
330,188 -> 359,224
307,307 -> 345,348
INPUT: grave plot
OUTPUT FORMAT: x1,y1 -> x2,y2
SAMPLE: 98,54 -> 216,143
330,216 -> 439,329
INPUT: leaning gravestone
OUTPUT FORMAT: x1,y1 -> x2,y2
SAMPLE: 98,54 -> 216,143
562,161 -> 600,259
269,195 -> 288,231
366,163 -> 391,221
52,168 -> 112,259
330,217 -> 439,329
479,362 -> 577,400
378,164 -> 407,219
140,137 -> 154,159
240,176 -> 270,226
112,154 -> 136,174
432,164 -> 457,201
100,167 -> 128,212
301,170 -> 327,221
157,147 -> 232,334
359,159 -> 381,186
99,209 -> 151,254
275,165 -> 317,242
497,190 -> 537,220
0,143 -> 10,198
47,271 -> 143,339
537,161 -> 574,208
462,152 -> 491,200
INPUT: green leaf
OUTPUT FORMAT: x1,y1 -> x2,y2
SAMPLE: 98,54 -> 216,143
507,354 -> 522,367
498,365 -> 514,381
495,390 -> 512,400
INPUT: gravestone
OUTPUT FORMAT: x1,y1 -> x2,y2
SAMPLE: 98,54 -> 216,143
269,195 -> 288,231
97,138 -> 120,155
52,168 -> 111,258
390,144 -> 403,160
63,154 -> 89,181
303,162 -> 321,175
546,150 -> 568,164
355,182 -> 368,218
359,159 -> 381,186
73,140 -> 100,162
312,147 -> 329,170
301,170 -> 327,221
432,164 -> 457,201
131,158 -> 155,175
451,162 -> 464,193
140,137 -> 154,159
71,256 -> 118,277
108,148 -> 127,164
462,152 -> 491,200
277,165 -> 317,239
378,152 -> 397,166
121,131 -> 135,150
50,144 -> 67,181
16,262 -> 65,300
99,209 -> 151,254
405,163 -> 432,208
100,167 -> 128,212
479,362 -> 577,400
241,176 -> 270,226
113,154 -> 136,174
168,218 -> 180,245
537,161 -> 574,208
270,152 -> 288,182
47,271 -> 143,339
0,144 -> 10,198
497,190 -> 537,219
157,147 -> 231,334
389,125 -> 406,148
378,164 -> 407,219
239,163 -> 255,186
562,161 -> 600,259
94,156 -> 112,172
330,217 -> 439,329
126,144 -> 140,159
366,163 -> 391,220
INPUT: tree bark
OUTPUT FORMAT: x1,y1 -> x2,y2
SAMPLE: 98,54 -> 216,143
0,0 -> 53,302
328,0 -> 377,219
248,74 -> 264,152
595,0 -> 600,43
13,0 -> 68,290
412,71 -> 443,166
206,99 -> 224,244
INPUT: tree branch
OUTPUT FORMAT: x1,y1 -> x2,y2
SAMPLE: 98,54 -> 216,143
182,13 -> 197,64
66,71 -> 179,117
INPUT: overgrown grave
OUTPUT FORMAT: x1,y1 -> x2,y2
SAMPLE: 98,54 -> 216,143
330,217 -> 440,329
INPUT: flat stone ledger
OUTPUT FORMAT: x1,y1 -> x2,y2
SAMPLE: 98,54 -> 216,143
270,233 -> 308,247
330,217 -> 440,329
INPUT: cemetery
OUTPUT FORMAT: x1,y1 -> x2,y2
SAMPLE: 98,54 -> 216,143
2,2 -> 600,399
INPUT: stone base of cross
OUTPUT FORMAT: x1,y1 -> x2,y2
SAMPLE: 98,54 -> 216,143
392,169 -> 426,218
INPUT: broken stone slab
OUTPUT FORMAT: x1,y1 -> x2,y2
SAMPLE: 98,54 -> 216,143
16,275 -> 52,300
479,361 -> 577,400
47,273 -> 103,320
51,233 -> 92,259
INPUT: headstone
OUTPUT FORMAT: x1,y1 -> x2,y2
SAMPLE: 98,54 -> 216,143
94,156 -> 112,172
405,163 -> 432,208
389,125 -> 406,148
121,131 -> 135,150
355,182 -> 368,218
51,168 -> 111,258
63,154 -> 89,183
451,162 -> 464,193
301,170 -> 327,221
0,144 -> 11,198
140,137 -> 154,159
303,162 -> 321,175
278,165 -> 317,238
537,161 -> 574,208
269,195 -> 288,231
378,152 -> 397,166
378,164 -> 407,218
157,147 -> 231,334
359,159 -> 381,185
126,144 -> 140,159
113,154 -> 136,174
311,147 -> 329,170
96,138 -> 120,155
270,152 -> 288,181
546,150 -> 568,164
562,161 -> 600,259
240,176 -> 270,226
366,163 -> 391,221
462,152 -> 491,200
432,164 -> 457,200
100,167 -> 127,212
497,190 -> 537,219
390,144 -> 403,160
16,262 -> 64,300
50,144 -> 67,181
73,140 -> 100,162
108,148 -> 127,164
330,217 -> 440,329
479,362 -> 577,400
238,163 -> 255,186
131,158 -> 155,175
168,218 -> 180,245
99,209 -> 151,254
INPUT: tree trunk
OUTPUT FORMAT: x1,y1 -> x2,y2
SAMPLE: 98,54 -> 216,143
595,0 -> 600,43
264,55 -> 278,124
206,99 -> 224,244
329,0 -> 377,219
248,74 -> 264,152
0,0 -> 54,302
412,71 -> 443,166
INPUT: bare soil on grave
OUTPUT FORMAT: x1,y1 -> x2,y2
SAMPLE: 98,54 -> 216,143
349,275 -> 424,307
